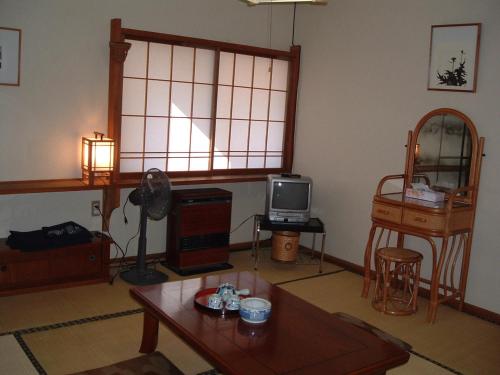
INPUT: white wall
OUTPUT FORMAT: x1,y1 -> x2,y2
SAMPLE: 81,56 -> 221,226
0,1 -> 291,249
294,0 -> 500,313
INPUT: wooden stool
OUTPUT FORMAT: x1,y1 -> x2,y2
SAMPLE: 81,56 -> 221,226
372,247 -> 423,316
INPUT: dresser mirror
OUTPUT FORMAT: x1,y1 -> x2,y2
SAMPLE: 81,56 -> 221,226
406,108 -> 481,202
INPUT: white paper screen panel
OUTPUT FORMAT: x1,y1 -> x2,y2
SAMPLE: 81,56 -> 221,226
122,78 -> 146,116
148,43 -> 171,80
172,46 -> 194,82
215,119 -> 230,151
146,81 -> 170,116
232,87 -> 251,119
251,89 -> 269,120
216,86 -> 232,118
170,82 -> 192,117
169,118 -> 190,152
193,84 -> 213,118
121,116 -> 144,153
234,54 -> 254,87
145,118 -> 168,152
191,119 -> 211,153
123,40 -> 147,78
218,52 -> 234,85
267,122 -> 285,151
195,49 -> 215,84
230,120 -> 250,151
120,41 -> 290,173
271,59 -> 289,90
253,57 -> 271,89
249,121 -> 267,150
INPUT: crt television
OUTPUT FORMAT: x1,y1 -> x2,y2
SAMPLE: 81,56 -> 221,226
265,174 -> 312,223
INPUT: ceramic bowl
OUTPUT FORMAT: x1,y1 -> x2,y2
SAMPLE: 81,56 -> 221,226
239,297 -> 271,324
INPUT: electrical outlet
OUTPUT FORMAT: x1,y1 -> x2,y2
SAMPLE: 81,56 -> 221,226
91,200 -> 101,217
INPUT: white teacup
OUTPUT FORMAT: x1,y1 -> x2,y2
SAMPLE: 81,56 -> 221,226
226,295 -> 241,310
208,293 -> 223,309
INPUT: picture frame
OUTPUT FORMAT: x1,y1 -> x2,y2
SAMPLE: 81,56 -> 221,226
0,27 -> 21,86
427,23 -> 481,93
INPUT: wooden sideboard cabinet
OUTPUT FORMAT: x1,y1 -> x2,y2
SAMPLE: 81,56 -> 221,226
166,188 -> 232,272
0,233 -> 110,296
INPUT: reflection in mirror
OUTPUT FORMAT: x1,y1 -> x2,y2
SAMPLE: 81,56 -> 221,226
414,113 -> 472,191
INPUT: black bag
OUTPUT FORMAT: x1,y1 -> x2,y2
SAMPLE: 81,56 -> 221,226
6,221 -> 93,251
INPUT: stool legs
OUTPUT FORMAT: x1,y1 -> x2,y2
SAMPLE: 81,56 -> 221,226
372,247 -> 423,316
412,260 -> 422,313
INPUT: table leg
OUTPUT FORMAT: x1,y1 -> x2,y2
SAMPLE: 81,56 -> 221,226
311,233 -> 316,259
362,224 -> 377,298
139,310 -> 159,353
319,232 -> 326,273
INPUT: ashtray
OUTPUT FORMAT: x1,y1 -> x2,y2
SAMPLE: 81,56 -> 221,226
239,297 -> 272,324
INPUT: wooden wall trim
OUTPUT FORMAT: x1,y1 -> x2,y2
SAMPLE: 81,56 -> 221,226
0,174 -> 268,196
283,45 -> 300,171
0,178 -> 107,195
121,27 -> 292,58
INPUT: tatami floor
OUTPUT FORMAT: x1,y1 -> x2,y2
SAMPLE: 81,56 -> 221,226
1,249 -> 499,375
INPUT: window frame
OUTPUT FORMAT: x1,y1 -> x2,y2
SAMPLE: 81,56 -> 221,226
108,19 -> 300,182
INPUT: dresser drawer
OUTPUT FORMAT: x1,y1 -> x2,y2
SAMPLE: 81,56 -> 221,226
403,209 -> 446,232
372,203 -> 402,224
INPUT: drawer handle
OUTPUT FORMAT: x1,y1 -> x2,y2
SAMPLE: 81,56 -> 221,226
377,209 -> 390,215
89,255 -> 97,262
414,217 -> 427,223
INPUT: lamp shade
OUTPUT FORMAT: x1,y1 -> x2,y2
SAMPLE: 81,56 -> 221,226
82,132 -> 114,185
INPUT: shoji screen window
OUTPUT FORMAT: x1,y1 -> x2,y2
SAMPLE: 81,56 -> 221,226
119,37 -> 293,175
214,53 -> 288,170
120,40 -> 215,173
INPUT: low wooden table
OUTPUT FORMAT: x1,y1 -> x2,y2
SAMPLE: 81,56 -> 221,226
131,272 -> 409,375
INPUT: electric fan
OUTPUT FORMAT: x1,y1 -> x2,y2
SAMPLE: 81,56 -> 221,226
120,168 -> 171,285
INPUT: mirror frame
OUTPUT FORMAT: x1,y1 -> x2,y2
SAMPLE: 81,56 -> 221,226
405,108 -> 482,204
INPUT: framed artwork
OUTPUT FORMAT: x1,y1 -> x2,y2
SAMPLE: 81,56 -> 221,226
427,23 -> 481,92
0,27 -> 21,86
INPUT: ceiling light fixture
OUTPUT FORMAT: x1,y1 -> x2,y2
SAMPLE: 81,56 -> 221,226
245,0 -> 327,5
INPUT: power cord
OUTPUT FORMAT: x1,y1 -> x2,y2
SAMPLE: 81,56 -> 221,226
96,204 -> 139,285
230,214 -> 256,234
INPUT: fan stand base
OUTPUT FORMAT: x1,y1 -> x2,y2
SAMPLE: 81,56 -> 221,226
120,267 -> 168,285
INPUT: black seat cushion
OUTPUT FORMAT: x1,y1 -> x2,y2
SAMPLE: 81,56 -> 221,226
70,351 -> 184,375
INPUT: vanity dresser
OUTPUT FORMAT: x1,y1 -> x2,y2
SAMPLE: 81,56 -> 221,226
362,108 -> 485,323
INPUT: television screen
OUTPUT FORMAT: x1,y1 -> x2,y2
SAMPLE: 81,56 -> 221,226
272,181 -> 309,210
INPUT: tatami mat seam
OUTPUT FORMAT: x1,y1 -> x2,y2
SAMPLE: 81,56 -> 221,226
409,349 -> 464,375
14,332 -> 47,375
0,308 -> 144,337
273,269 -> 346,286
